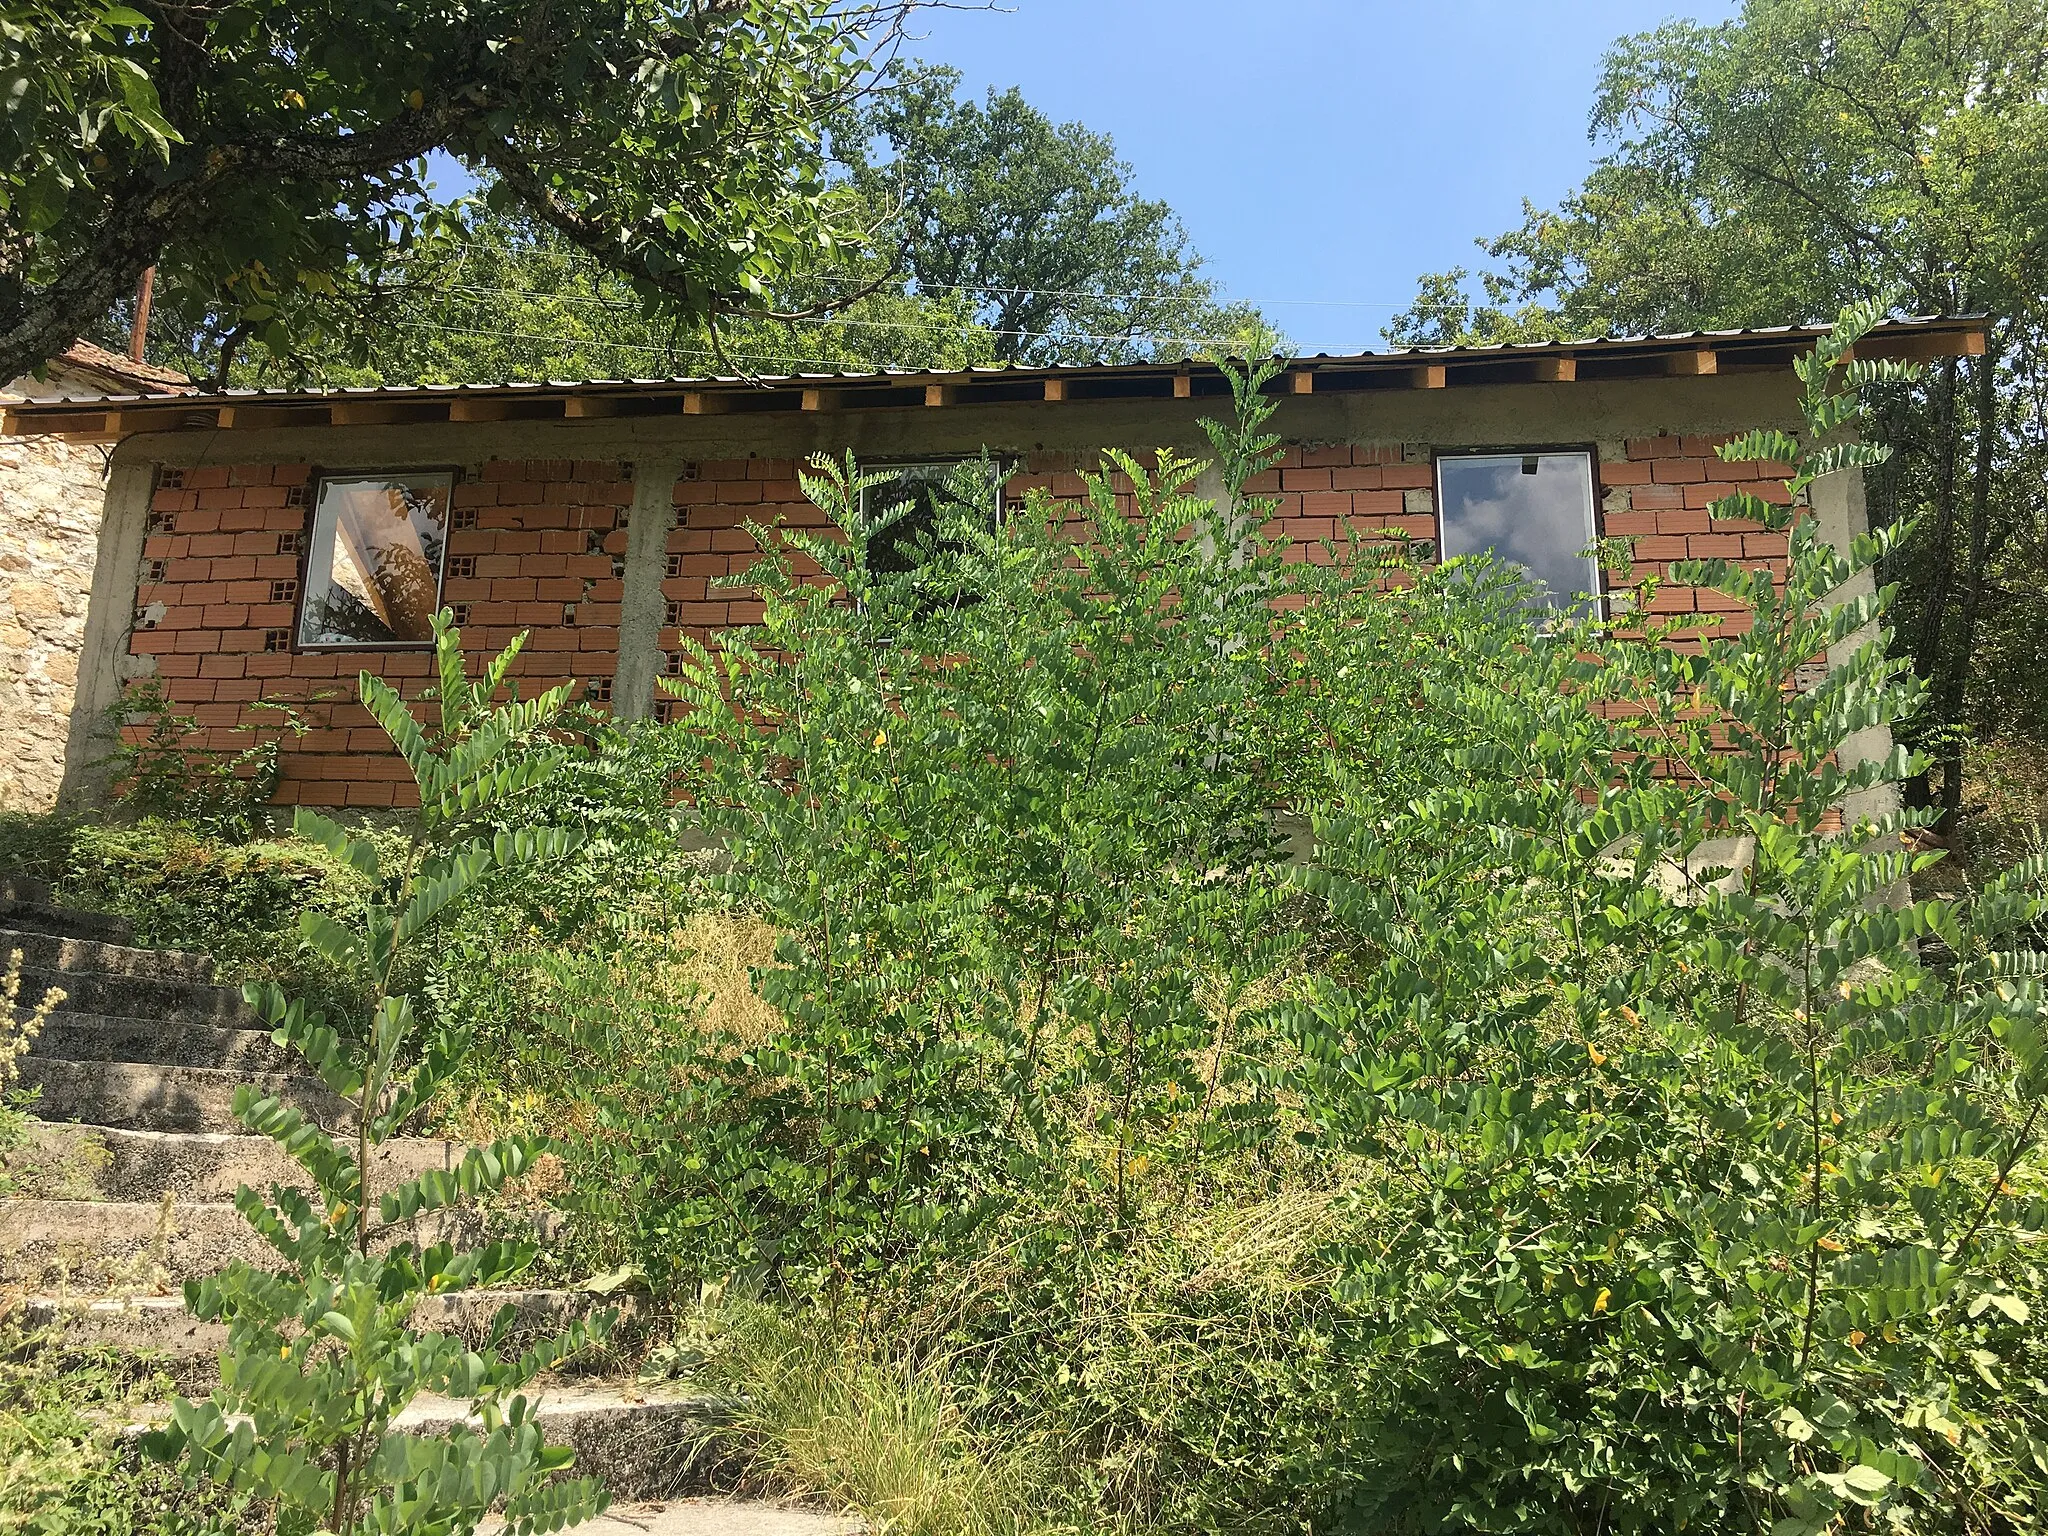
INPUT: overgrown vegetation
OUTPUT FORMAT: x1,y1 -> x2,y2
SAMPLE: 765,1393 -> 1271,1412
8,304 -> 2045,1533
0,1322 -> 254,1536
142,619 -> 610,1536
1388,0 -> 2048,837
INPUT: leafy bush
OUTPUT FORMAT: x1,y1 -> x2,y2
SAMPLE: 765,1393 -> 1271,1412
0,811 -> 378,1026
143,619 -> 610,1536
0,1322 -> 255,1536
539,305 -> 2047,1534
1269,306 -> 2048,1530
569,366 -> 1426,1298
100,676 -> 313,839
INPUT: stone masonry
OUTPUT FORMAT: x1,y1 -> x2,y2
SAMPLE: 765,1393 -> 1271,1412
0,433 -> 108,810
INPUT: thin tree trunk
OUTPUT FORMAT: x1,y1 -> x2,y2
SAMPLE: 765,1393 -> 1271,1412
1938,336 -> 2003,829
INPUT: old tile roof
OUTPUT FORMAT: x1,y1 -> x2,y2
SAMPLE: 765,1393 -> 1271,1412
49,340 -> 196,396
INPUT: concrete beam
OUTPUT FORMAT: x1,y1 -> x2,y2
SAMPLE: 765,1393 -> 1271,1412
1663,349 -> 1719,376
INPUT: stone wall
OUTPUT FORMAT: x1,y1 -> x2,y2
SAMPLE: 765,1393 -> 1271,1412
0,434 -> 106,810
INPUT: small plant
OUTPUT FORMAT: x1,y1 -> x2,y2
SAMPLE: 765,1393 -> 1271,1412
143,615 -> 609,1536
103,678 -> 314,840
0,949 -> 65,1195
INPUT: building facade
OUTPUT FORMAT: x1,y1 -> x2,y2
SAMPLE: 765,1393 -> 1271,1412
0,321 -> 1983,811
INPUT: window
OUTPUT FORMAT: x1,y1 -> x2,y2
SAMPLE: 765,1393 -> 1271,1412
1434,450 -> 1600,611
298,472 -> 454,647
860,461 -> 1004,578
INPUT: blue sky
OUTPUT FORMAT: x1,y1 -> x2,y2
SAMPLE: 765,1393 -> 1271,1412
902,0 -> 1740,352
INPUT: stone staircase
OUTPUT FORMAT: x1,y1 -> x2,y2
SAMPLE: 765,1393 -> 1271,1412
0,874 -> 837,1527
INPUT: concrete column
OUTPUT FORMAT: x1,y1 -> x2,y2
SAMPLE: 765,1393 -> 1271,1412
1811,466 -> 1901,828
611,454 -> 685,721
57,457 -> 154,808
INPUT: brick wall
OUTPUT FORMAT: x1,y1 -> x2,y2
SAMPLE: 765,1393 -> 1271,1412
128,459 -> 630,808
1604,434 -> 1795,640
119,437 -> 1795,805
655,453 -> 1142,701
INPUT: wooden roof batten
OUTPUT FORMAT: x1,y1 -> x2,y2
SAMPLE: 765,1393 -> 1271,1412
0,318 -> 1989,441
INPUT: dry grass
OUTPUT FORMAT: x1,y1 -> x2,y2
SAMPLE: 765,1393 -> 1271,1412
671,908 -> 784,1045
701,1304 -> 1036,1536
441,907 -> 785,1141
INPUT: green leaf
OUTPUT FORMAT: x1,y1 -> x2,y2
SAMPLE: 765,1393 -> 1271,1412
1842,1463 -> 1891,1495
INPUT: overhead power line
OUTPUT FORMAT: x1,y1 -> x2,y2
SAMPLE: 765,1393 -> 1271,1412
396,280 -> 1256,351
430,239 -> 1406,314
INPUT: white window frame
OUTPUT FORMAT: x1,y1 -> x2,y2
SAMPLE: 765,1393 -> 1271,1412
296,469 -> 456,650
1433,448 -> 1602,613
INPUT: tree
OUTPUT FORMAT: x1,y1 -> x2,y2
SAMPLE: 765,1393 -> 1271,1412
0,0 -> 918,386
145,208 -> 1004,388
832,64 -> 1281,365
1388,0 -> 2048,826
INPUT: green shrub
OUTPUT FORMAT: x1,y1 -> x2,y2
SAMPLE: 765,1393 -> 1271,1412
0,811 -> 378,1023
563,364 -> 1444,1300
0,1322 -> 255,1536
538,306 -> 2048,1534
143,619 -> 610,1536
100,676 -> 313,840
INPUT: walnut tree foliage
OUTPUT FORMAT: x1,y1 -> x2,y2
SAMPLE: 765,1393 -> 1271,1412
0,0 -> 914,384
141,617 -> 604,1536
831,62 -> 1284,365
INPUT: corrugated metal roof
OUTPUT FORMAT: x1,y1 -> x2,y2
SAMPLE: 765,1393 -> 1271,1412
5,317 -> 1984,409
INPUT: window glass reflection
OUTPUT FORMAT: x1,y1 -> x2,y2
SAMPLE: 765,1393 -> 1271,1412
1435,452 -> 1599,611
298,474 -> 453,647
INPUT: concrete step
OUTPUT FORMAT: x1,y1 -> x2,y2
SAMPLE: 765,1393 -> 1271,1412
0,873 -> 53,904
409,1385 -> 735,1503
28,1012 -> 296,1075
109,1386 -> 734,1505
0,898 -> 133,946
16,1289 -> 652,1395
0,1196 -> 549,1290
13,962 -> 252,1029
16,1058 -> 350,1135
0,925 -> 215,984
4,1123 -> 462,1203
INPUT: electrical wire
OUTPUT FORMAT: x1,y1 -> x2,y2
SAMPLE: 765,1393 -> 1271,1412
430,239 -> 1407,313
401,281 -> 1250,351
